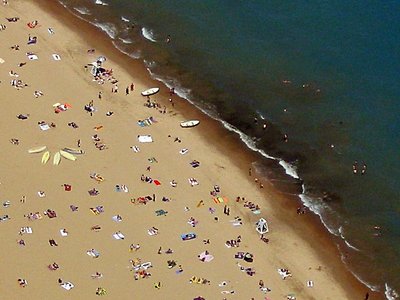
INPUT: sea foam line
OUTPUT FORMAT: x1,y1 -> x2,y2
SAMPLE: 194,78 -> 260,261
73,6 -> 91,15
141,27 -> 157,42
112,41 -> 141,59
95,0 -> 108,6
93,22 -> 117,39
385,283 -> 399,300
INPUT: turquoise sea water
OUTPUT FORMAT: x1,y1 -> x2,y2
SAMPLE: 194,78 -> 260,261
59,0 -> 400,297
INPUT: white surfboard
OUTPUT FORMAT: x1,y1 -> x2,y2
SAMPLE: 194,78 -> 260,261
141,87 -> 159,96
41,151 -> 50,164
53,151 -> 61,165
60,150 -> 77,161
62,147 -> 85,155
28,146 -> 47,154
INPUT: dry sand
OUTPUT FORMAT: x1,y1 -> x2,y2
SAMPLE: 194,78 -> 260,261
0,1 -> 369,299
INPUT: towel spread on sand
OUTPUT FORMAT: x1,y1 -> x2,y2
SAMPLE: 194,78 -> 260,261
60,282 -> 74,290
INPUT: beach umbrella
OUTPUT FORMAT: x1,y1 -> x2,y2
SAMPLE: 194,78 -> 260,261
97,56 -> 106,63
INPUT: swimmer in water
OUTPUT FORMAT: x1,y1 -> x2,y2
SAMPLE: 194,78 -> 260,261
352,161 -> 358,174
166,35 -> 171,43
283,134 -> 288,142
361,163 -> 367,175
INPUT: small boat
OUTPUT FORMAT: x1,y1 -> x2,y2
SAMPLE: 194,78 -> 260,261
180,120 -> 200,128
141,87 -> 160,96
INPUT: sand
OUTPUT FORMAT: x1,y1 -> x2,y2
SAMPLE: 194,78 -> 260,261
0,1 -> 370,299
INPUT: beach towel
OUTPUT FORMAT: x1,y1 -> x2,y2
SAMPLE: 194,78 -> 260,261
113,232 -> 125,240
307,280 -> 314,287
155,209 -> 168,216
153,180 -> 161,186
31,213 -> 42,220
87,249 -> 100,258
213,196 -> 228,204
21,227 -> 33,234
52,54 -> 61,61
60,229 -> 68,237
64,184 -> 72,191
181,233 -> 196,241
0,58 -> 4,64
198,251 -> 214,262
112,215 -> 122,222
147,227 -> 158,236
131,146 -> 140,152
179,148 -> 189,155
278,269 -> 292,279
188,178 -> 199,186
27,37 -> 37,45
39,123 -> 50,131
138,135 -> 153,143
60,282 -> 74,290
90,208 -> 100,215
27,54 -> 38,60
0,215 -> 10,222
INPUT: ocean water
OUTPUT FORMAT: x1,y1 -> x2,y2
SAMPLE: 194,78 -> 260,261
58,0 -> 400,297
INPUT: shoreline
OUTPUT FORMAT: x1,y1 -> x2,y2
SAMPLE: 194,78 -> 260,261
1,0 -> 381,298
41,1 -> 379,298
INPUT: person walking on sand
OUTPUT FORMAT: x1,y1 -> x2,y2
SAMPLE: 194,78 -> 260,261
130,83 -> 134,91
126,87 -> 129,95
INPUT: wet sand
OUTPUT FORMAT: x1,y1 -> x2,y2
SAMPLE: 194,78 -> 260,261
0,1 -> 373,299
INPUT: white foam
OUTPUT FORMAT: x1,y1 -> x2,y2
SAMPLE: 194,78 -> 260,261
119,37 -> 134,44
121,16 -> 130,23
73,6 -> 91,15
299,185 -> 342,236
94,22 -> 117,39
338,250 -> 380,292
95,0 -> 108,6
111,41 -> 141,59
278,160 -> 299,179
385,283 -> 399,300
141,27 -> 157,42
338,226 -> 361,252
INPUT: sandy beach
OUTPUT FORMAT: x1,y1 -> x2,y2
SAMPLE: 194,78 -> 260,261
0,1 -> 372,299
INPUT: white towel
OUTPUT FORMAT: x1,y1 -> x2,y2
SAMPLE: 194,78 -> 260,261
113,232 -> 125,240
61,282 -> 74,290
52,54 -> 61,61
39,124 -> 50,131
